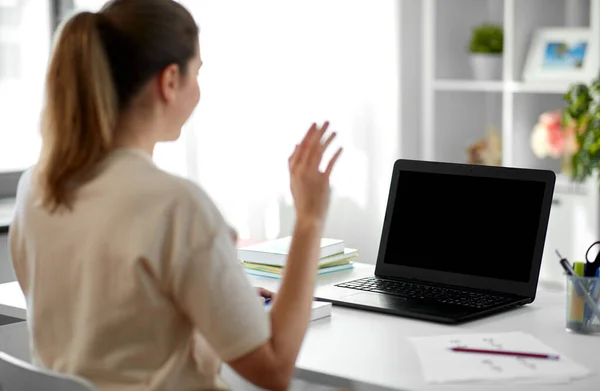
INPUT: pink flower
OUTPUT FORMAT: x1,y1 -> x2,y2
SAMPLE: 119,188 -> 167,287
531,123 -> 551,158
531,110 -> 577,159
539,110 -> 562,127
540,110 -> 564,158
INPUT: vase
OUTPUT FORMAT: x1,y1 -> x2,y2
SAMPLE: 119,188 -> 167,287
469,54 -> 503,81
561,155 -> 574,177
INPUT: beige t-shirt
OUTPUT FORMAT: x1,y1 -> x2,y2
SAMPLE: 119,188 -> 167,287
9,148 -> 271,390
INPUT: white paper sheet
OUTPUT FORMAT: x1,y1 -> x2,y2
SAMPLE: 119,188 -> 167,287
409,331 -> 591,384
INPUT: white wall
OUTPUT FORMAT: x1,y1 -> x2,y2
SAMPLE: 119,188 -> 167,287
0,0 -> 405,267
181,0 -> 402,263
0,0 -> 49,173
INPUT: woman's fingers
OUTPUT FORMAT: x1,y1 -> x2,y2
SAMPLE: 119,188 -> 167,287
288,144 -> 299,169
306,122 -> 330,167
324,147 -> 343,178
297,123 -> 320,165
229,226 -> 238,244
291,121 -> 339,175
321,131 -> 337,153
257,287 -> 275,299
293,123 -> 317,168
316,121 -> 329,144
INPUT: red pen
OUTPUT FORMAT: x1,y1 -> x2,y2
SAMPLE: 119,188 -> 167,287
450,347 -> 560,360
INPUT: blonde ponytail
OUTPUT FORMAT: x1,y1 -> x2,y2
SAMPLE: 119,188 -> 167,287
37,0 -> 199,212
38,12 -> 117,212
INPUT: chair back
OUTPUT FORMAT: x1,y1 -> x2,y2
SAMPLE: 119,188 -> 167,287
0,352 -> 97,391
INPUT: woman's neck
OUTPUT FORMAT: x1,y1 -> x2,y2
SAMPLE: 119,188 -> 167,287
113,112 -> 158,156
113,136 -> 155,156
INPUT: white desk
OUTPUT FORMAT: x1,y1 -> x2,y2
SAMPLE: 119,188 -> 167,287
246,264 -> 600,391
0,281 -> 25,320
1,264 -> 599,390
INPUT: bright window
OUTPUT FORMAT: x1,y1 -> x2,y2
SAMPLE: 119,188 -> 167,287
0,0 -> 50,173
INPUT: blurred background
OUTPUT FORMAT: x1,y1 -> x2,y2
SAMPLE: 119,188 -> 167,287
1,0 -> 599,290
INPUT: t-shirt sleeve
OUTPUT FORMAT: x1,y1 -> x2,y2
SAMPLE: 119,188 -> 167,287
168,216 -> 271,362
9,168 -> 32,292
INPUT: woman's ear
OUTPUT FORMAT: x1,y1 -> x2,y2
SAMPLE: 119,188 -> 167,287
157,63 -> 181,103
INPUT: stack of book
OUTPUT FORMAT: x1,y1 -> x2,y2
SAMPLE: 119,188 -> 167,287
238,236 -> 357,279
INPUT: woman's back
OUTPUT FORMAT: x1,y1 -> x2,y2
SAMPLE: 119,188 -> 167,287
10,148 -> 269,390
11,0 -> 342,389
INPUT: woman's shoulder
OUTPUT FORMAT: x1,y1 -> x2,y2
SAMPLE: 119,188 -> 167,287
144,168 -> 226,233
151,172 -> 229,249
160,172 -> 216,211
13,167 -> 35,204
103,149 -> 215,210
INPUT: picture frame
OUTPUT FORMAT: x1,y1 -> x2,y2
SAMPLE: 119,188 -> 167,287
522,28 -> 598,83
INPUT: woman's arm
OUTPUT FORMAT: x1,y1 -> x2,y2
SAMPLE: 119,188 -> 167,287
227,218 -> 323,390
227,122 -> 342,390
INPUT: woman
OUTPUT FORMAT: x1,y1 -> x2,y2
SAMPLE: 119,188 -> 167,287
9,0 -> 342,390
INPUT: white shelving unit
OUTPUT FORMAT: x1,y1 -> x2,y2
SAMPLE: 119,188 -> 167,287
420,0 -> 600,172
417,0 -> 600,289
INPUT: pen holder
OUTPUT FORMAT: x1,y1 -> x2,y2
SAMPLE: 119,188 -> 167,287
566,275 -> 600,334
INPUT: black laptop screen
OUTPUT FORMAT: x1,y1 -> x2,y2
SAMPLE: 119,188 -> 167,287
383,170 -> 546,283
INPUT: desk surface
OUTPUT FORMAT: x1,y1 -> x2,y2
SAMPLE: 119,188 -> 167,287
246,264 -> 600,391
1,263 -> 598,390
0,281 -> 25,320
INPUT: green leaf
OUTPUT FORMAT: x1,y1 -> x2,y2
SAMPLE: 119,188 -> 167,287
561,110 -> 571,127
468,23 -> 503,54
562,74 -> 600,182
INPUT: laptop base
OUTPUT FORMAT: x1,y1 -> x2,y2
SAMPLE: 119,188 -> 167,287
315,287 -> 528,324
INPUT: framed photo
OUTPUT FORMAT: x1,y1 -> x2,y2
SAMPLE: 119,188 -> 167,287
522,28 -> 598,83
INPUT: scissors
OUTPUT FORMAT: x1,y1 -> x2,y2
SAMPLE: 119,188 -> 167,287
584,241 -> 600,277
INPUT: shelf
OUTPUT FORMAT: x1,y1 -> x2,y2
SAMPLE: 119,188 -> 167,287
434,80 -> 504,92
433,89 -> 503,165
434,0 -> 504,80
433,80 -> 576,94
509,81 -> 573,94
419,0 -> 600,166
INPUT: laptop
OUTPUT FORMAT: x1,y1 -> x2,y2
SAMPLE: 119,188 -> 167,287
315,159 -> 556,324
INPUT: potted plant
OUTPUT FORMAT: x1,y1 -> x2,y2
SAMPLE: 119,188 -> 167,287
562,73 -> 600,182
468,23 -> 503,80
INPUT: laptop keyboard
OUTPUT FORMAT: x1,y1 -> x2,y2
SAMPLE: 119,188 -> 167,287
335,277 -> 511,309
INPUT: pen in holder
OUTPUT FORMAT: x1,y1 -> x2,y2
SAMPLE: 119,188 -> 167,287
566,275 -> 600,334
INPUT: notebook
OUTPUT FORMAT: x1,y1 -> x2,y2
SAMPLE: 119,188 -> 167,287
242,247 -> 357,273
310,301 -> 333,321
245,262 -> 355,279
237,236 -> 345,267
265,300 -> 332,321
